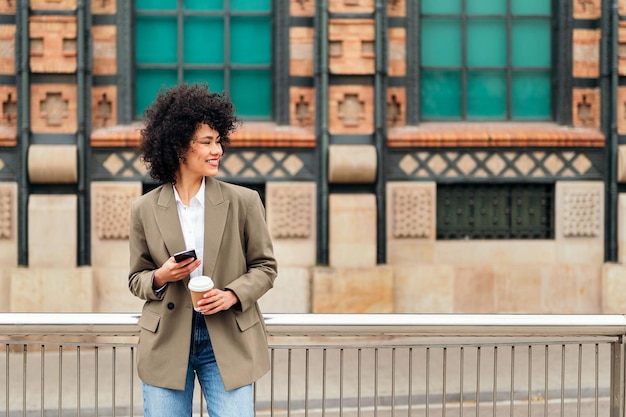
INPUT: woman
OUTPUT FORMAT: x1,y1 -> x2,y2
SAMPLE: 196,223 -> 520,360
128,83 -> 277,417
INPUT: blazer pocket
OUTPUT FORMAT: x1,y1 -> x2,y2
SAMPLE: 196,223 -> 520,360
235,308 -> 260,332
138,309 -> 160,333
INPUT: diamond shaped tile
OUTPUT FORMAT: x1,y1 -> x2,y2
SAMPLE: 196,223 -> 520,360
103,153 -> 124,175
515,153 -> 535,175
283,154 -> 304,175
572,154 -> 592,174
427,154 -> 447,175
543,153 -> 564,175
253,154 -> 274,176
457,154 -> 477,175
222,154 -> 245,175
485,154 -> 506,176
399,154 -> 418,175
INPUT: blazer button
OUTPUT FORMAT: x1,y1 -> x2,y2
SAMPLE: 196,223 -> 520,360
167,302 -> 175,310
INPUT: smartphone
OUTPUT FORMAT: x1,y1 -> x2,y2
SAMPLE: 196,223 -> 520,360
173,249 -> 197,263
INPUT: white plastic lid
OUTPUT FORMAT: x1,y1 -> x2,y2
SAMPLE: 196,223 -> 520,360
188,275 -> 214,292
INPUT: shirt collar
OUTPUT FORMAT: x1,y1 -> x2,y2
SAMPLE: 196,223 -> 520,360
173,177 -> 205,208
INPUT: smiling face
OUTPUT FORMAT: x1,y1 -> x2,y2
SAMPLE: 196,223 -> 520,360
178,123 -> 222,181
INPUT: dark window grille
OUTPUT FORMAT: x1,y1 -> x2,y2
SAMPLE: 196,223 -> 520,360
437,184 -> 554,239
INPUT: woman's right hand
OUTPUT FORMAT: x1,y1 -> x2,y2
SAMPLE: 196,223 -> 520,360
152,257 -> 202,289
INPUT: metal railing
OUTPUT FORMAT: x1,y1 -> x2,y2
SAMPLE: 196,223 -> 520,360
1,313 -> 625,417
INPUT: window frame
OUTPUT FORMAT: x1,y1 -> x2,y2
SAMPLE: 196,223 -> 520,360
405,0 -> 571,125
119,0 -> 288,124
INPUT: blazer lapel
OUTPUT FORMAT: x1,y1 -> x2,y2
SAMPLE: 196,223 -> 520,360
153,183 -> 186,258
203,177 -> 229,280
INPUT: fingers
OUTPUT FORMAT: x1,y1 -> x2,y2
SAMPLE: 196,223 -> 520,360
198,289 -> 233,315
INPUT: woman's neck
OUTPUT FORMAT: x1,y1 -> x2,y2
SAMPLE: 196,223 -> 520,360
174,175 -> 203,205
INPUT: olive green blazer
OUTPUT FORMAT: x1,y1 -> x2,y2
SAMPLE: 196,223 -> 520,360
128,177 -> 277,391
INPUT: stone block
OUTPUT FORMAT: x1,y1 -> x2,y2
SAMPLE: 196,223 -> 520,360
93,267 -> 142,312
387,240 -> 435,265
619,194 -> 626,263
434,241 -> 556,265
453,266 -> 495,313
0,25 -> 15,75
573,29 -> 600,78
258,267 -> 311,313
621,0 -> 626,16
290,87 -> 315,128
290,27 -> 314,77
28,194 -> 77,268
10,267 -> 93,312
0,268 -> 9,311
328,144 -> 377,183
572,88 -> 600,129
0,182 -> 17,265
92,86 -> 117,129
386,182 -> 436,245
493,264 -> 543,313
265,182 -> 316,267
541,264 -> 601,313
388,28 -> 406,76
92,26 -> 116,75
312,266 -> 393,313
28,144 -> 77,184
329,194 -> 376,268
602,263 -> 626,313
31,83 -> 77,133
555,181 -> 604,241
394,265 -> 454,313
29,16 -> 77,73
329,19 -> 375,75
329,85 -> 374,134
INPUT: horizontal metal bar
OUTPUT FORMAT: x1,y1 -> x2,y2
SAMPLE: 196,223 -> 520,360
0,313 -> 625,338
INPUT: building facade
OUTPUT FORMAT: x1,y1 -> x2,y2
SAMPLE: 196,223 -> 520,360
0,0 -> 624,314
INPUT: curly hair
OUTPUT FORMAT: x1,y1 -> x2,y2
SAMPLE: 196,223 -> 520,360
138,83 -> 239,184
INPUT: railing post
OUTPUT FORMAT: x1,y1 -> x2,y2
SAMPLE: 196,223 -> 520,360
610,337 -> 625,417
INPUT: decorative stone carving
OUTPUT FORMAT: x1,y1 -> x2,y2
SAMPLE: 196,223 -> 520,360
30,0 -> 77,10
94,190 -> 136,240
0,1 -> 15,13
387,88 -> 406,127
1,86 -> 16,127
328,19 -> 375,74
562,189 -> 602,238
290,0 -> 314,16
0,187 -> 11,239
573,0 -> 601,19
29,16 -> 77,73
392,187 -> 432,239
290,87 -> 314,128
329,85 -> 374,134
31,84 -> 77,133
91,0 -> 116,14
572,88 -> 600,129
92,86 -> 117,129
267,186 -> 312,239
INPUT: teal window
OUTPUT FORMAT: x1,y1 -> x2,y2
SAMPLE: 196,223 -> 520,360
135,0 -> 272,119
420,0 -> 552,120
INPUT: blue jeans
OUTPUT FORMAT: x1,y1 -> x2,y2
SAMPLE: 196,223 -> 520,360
142,311 -> 253,417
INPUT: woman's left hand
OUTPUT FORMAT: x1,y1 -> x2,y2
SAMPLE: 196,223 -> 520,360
196,288 -> 239,315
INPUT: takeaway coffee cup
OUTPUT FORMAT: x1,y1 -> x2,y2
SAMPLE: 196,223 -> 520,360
188,275 -> 214,311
